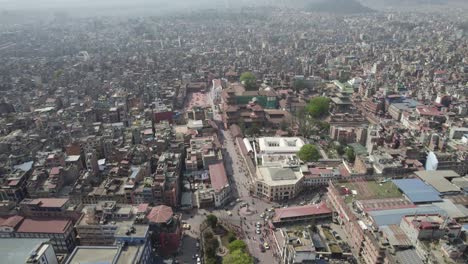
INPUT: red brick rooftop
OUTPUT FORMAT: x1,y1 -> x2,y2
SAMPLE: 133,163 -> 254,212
209,162 -> 228,193
273,203 -> 332,222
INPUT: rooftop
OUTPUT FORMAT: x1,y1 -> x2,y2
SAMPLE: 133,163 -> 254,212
273,203 -> 331,223
66,246 -> 120,264
208,163 -> 229,193
392,178 -> 442,203
147,205 -> 173,224
258,137 -> 305,154
257,167 -> 303,186
414,170 -> 461,193
368,205 -> 444,227
0,239 -> 51,264
16,218 -> 72,234
21,198 -> 68,208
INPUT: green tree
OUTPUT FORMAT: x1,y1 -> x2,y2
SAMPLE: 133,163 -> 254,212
228,240 -> 247,252
222,249 -> 254,264
53,69 -> 63,80
240,72 -> 257,90
297,144 -> 321,162
293,79 -> 306,92
226,232 -> 237,243
206,214 -> 218,228
245,123 -> 261,136
336,143 -> 345,156
345,147 -> 356,163
205,258 -> 217,264
307,97 -> 330,118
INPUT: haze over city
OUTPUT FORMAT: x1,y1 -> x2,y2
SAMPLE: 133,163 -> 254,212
0,0 -> 467,264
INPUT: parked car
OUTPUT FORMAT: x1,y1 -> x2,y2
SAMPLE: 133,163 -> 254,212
256,222 -> 261,228
256,228 -> 261,234
263,242 -> 270,249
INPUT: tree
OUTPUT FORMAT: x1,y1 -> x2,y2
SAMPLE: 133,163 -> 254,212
296,108 -> 314,138
336,143 -> 345,156
205,258 -> 217,264
228,240 -> 247,252
307,97 -> 330,118
345,147 -> 356,163
222,249 -> 254,264
293,79 -> 306,92
245,123 -> 260,136
238,118 -> 246,135
240,72 -> 257,90
206,214 -> 218,228
226,232 -> 237,243
297,144 -> 321,162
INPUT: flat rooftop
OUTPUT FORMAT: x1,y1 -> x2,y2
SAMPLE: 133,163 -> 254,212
414,170 -> 461,193
257,167 -> 303,186
66,245 -> 144,264
258,137 -> 305,153
66,246 -> 119,264
0,238 -> 49,264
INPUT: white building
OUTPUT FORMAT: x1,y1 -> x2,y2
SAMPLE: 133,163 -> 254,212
258,137 -> 305,155
255,166 -> 304,201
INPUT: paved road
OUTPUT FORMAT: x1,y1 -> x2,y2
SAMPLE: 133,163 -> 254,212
220,129 -> 279,263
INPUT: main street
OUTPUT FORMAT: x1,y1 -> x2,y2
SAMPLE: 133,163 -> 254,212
177,85 -> 279,263
220,129 -> 279,264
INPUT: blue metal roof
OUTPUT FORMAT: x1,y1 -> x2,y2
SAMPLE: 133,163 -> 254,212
392,179 -> 442,203
370,206 -> 444,226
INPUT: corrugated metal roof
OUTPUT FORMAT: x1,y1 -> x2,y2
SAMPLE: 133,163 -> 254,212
392,179 -> 442,203
369,205 -> 444,227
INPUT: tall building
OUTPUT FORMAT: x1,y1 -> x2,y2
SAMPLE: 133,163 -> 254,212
85,152 -> 99,177
0,239 -> 59,264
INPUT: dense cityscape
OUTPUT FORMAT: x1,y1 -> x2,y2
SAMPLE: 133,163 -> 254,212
0,1 -> 468,264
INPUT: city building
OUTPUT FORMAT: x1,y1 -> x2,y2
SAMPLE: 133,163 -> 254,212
0,215 -> 76,253
272,203 -> 332,225
208,162 -> 231,208
0,238 -> 59,264
275,228 -> 316,264
255,166 -> 304,201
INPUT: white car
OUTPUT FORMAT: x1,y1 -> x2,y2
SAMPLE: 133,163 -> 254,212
256,228 -> 261,234
256,222 -> 261,227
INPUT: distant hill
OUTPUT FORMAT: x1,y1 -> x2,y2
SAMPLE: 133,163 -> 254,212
361,0 -> 468,10
306,0 -> 374,14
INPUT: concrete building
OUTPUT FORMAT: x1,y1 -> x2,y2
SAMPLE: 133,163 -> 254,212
75,201 -> 148,247
303,167 -> 340,187
276,229 -> 316,264
0,215 -> 76,253
65,244 -> 155,264
0,238 -> 59,264
255,166 -> 304,201
257,137 -> 305,156
400,214 -> 462,243
208,162 -> 231,208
